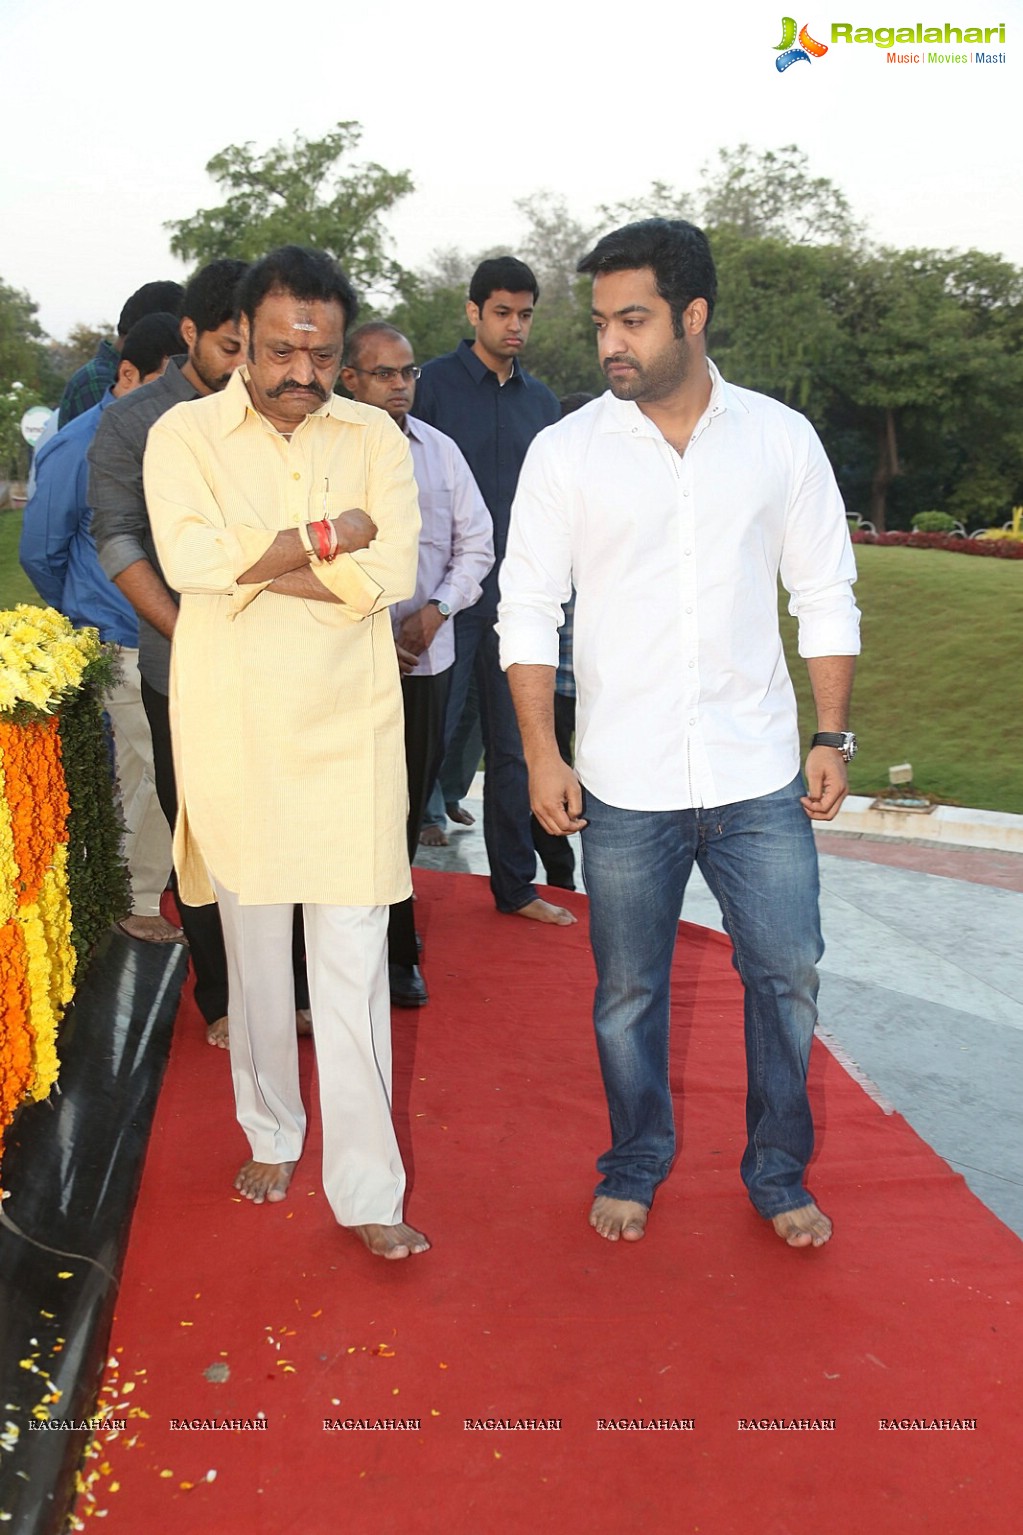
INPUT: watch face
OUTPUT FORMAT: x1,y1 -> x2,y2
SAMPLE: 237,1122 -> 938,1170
842,733 -> 857,761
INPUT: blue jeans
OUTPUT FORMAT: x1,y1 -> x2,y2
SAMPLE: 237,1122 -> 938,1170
580,777 -> 824,1218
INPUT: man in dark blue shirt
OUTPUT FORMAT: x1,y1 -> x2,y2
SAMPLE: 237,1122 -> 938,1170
413,257 -> 574,930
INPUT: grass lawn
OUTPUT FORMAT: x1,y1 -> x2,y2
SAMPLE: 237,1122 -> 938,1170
782,544 -> 1022,815
1,512 -> 1019,813
0,507 -> 41,606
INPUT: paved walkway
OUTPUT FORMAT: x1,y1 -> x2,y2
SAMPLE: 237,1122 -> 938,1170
416,786 -> 1023,1239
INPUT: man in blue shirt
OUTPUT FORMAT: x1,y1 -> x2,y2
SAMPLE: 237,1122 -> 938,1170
21,312 -> 185,944
413,257 -> 573,927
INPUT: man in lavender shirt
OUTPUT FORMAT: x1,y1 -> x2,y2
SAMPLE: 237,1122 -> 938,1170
341,324 -> 494,1007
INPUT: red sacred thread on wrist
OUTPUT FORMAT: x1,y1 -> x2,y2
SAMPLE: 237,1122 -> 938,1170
312,520 -> 332,562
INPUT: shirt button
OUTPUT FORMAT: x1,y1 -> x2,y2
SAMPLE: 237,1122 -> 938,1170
683,489 -> 689,497
685,605 -> 693,614
689,717 -> 697,726
688,660 -> 695,668
292,471 -> 301,481
684,548 -> 692,556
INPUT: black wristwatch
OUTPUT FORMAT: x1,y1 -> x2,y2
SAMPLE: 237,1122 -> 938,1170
428,599 -> 451,619
811,731 -> 857,763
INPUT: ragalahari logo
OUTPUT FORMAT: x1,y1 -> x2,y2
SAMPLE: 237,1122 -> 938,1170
774,17 -> 829,69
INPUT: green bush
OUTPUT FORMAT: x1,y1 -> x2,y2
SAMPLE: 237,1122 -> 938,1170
911,510 -> 958,533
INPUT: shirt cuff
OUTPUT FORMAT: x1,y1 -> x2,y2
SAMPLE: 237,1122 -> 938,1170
308,552 -> 384,614
495,610 -> 561,671
227,581 -> 271,617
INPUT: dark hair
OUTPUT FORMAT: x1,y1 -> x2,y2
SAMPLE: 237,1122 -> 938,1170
236,246 -> 359,331
182,258 -> 250,337
559,390 -> 594,417
343,321 -> 409,369
119,312 -> 184,377
468,256 -> 540,310
577,219 -> 717,335
117,280 -> 184,336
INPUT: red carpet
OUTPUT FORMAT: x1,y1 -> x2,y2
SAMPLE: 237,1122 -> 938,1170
76,872 -> 1022,1534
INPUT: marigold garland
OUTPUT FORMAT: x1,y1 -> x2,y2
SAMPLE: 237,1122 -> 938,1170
0,920 -> 33,1142
0,606 -> 126,1193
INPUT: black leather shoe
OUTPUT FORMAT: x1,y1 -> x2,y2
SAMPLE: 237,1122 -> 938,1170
389,962 -> 428,1008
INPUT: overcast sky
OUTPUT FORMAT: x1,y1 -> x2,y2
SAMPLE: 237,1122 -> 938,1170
1,0 -> 1019,340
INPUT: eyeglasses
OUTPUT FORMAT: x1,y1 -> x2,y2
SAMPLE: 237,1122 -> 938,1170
348,365 -> 421,382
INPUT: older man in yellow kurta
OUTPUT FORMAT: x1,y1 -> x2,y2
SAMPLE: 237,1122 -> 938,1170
143,247 -> 429,1260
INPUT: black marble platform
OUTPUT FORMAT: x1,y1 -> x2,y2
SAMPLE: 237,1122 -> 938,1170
0,931 -> 187,1534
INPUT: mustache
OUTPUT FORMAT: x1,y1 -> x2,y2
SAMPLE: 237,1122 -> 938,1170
266,378 -> 328,400
602,354 -> 639,374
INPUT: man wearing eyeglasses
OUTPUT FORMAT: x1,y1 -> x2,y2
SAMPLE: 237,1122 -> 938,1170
341,324 -> 494,1008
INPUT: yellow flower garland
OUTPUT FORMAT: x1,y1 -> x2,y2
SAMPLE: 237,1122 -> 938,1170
0,606 -> 98,1189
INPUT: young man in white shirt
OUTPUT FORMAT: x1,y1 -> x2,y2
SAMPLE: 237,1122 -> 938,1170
498,218 -> 860,1251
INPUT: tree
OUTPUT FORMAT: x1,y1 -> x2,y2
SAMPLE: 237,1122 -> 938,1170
0,278 -> 48,390
700,144 -> 863,247
599,145 -> 862,250
708,233 -> 848,422
822,246 -> 1023,530
165,122 -> 414,299
0,279 -> 53,479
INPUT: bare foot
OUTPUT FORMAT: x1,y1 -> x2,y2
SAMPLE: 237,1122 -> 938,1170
350,1222 -> 431,1260
590,1196 -> 648,1242
419,825 -> 449,848
296,1008 -> 313,1036
511,898 -> 577,926
771,1202 -> 833,1248
446,802 -> 475,826
117,914 -> 187,945
206,1014 -> 229,1049
234,1159 -> 296,1204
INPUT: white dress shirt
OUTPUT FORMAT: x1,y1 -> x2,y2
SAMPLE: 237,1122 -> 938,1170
497,362 -> 860,811
392,415 -> 495,677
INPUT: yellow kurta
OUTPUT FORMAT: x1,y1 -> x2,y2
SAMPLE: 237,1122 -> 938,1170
143,369 -> 421,908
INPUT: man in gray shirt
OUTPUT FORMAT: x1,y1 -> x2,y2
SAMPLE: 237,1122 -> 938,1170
90,259 -> 267,1045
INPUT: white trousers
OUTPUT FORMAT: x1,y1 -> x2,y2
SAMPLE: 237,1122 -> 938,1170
212,880 -> 406,1227
104,648 -> 173,918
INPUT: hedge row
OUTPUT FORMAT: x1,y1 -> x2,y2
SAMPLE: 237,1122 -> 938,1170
851,531 -> 1023,559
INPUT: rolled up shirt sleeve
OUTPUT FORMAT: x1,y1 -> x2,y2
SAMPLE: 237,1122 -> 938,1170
90,410 -> 154,582
781,424 -> 861,658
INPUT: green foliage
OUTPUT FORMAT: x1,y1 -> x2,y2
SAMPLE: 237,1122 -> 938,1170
58,665 -> 131,962
0,382 -> 45,481
0,277 -> 47,387
0,279 -> 55,479
709,234 -> 847,421
166,122 -> 414,300
911,511 -> 958,532
387,279 -> 468,371
600,144 -> 862,249
45,322 -> 117,390
700,144 -> 864,247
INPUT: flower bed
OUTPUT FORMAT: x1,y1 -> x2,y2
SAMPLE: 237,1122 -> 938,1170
0,607 -> 129,1192
852,530 -> 1023,559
